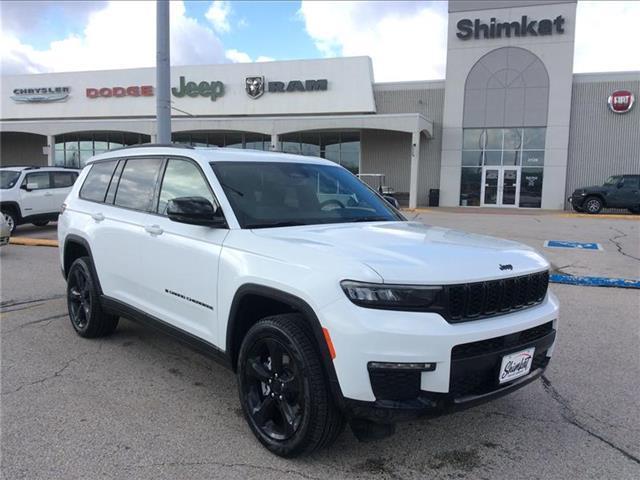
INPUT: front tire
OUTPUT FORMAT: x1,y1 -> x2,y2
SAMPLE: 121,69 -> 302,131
237,314 -> 345,457
584,196 -> 603,214
2,210 -> 17,232
66,257 -> 119,337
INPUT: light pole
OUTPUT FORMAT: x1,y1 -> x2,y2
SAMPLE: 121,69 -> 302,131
156,0 -> 171,144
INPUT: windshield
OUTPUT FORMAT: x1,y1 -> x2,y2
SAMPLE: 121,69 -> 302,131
210,161 -> 404,229
0,170 -> 21,189
603,175 -> 621,186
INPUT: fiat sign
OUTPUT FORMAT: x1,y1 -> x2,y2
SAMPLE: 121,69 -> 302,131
607,90 -> 634,114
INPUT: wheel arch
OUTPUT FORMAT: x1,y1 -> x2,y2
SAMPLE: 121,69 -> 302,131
226,284 -> 345,407
0,201 -> 22,221
585,193 -> 607,207
63,234 -> 104,295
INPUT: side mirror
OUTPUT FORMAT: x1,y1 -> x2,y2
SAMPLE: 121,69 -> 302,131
166,196 -> 226,227
616,182 -> 624,189
383,195 -> 400,209
21,183 -> 37,192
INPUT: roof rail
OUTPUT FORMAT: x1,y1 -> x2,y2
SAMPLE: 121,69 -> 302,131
107,143 -> 195,153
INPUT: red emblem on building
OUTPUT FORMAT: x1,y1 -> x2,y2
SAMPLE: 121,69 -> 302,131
607,90 -> 634,114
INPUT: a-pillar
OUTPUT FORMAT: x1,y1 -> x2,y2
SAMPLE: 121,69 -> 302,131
408,131 -> 421,209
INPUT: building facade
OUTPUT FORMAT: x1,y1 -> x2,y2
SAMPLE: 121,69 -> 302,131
1,0 -> 638,209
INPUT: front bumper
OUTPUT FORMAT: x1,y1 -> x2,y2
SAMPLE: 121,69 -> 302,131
318,291 -> 559,420
568,194 -> 586,207
344,325 -> 555,423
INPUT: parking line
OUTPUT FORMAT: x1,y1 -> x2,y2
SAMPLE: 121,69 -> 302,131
550,274 -> 640,289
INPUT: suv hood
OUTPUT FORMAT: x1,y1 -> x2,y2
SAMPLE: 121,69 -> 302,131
251,221 -> 548,284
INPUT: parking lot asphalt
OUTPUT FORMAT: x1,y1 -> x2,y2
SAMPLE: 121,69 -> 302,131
1,212 -> 639,480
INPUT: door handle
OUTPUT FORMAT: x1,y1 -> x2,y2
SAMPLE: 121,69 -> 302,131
44,192 -> 53,197
91,212 -> 105,222
144,225 -> 164,236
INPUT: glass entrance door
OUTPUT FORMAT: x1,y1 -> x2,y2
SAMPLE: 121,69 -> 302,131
482,168 -> 499,205
481,167 -> 520,207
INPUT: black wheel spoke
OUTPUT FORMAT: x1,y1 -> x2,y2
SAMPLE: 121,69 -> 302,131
266,339 -> 284,373
247,358 -> 271,382
277,400 -> 297,436
253,395 -> 276,427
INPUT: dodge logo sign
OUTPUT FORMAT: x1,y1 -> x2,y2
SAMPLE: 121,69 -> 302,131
608,90 -> 634,114
246,76 -> 265,99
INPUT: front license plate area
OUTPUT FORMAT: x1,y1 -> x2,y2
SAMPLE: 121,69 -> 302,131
498,347 -> 535,384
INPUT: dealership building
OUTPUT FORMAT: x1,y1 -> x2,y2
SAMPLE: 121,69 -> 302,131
1,0 -> 638,209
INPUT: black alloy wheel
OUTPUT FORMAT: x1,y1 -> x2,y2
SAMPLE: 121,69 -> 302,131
66,257 -> 119,338
237,314 -> 345,457
242,337 -> 304,441
68,265 -> 92,331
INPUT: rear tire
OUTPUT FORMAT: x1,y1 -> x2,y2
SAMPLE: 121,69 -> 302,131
66,257 -> 119,338
584,196 -> 603,214
237,314 -> 345,457
32,220 -> 49,227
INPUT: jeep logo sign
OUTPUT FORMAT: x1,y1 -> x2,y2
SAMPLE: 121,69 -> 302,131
608,90 -> 634,114
172,76 -> 224,101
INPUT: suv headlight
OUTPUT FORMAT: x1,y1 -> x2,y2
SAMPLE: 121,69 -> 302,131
340,280 -> 443,310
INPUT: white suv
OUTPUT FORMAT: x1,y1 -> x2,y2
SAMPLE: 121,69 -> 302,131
58,145 -> 559,457
1,166 -> 79,231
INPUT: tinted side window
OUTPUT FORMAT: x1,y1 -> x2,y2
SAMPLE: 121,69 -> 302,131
157,159 -> 215,214
23,172 -> 51,190
114,158 -> 163,211
622,176 -> 639,189
51,171 -> 78,188
80,161 -> 118,203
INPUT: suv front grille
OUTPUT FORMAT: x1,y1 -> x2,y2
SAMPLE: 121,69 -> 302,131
451,321 -> 554,360
443,271 -> 549,323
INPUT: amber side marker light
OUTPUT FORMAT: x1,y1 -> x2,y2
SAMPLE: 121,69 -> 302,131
322,327 -> 336,359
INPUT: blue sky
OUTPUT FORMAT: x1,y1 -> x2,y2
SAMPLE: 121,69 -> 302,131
183,1 -> 318,61
1,1 -> 639,81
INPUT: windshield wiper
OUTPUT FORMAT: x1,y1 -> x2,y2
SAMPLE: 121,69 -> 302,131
348,216 -> 390,223
246,221 -> 308,229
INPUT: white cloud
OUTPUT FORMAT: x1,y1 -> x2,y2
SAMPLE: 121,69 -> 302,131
225,50 -> 275,64
298,1 -> 448,82
574,1 -> 640,73
225,49 -> 252,63
0,1 -> 226,75
205,0 -> 232,34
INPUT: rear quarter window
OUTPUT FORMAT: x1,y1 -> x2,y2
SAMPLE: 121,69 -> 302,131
80,161 -> 118,203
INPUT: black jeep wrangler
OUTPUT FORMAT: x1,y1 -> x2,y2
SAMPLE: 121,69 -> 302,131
569,175 -> 640,214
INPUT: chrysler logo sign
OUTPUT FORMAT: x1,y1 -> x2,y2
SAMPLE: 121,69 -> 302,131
608,90 -> 634,114
11,86 -> 70,103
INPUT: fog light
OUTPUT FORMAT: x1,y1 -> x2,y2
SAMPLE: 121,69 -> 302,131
368,362 -> 436,371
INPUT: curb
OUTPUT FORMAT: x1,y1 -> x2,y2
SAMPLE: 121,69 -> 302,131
555,213 -> 639,220
550,273 -> 640,289
9,237 -> 59,248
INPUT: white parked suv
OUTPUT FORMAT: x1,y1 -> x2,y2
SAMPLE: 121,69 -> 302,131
58,145 -> 559,457
1,166 -> 79,231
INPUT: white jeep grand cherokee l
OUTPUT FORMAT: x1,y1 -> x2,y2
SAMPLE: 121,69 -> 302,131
58,145 -> 558,457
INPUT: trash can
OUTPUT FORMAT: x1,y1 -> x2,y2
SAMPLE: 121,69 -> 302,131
429,189 -> 440,207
